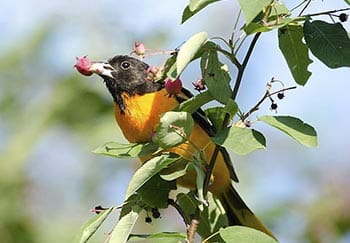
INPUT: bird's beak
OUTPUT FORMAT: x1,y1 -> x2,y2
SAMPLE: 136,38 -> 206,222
89,62 -> 115,79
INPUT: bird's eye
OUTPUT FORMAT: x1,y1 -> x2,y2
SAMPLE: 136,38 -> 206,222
121,61 -> 131,70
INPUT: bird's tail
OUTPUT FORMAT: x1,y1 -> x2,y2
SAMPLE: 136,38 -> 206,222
218,184 -> 276,240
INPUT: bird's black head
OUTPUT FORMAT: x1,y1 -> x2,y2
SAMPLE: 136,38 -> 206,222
89,55 -> 163,112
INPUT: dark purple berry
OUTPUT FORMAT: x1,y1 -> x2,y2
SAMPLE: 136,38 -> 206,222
151,208 -> 161,219
271,103 -> 278,110
277,93 -> 285,99
339,13 -> 348,22
145,216 -> 152,223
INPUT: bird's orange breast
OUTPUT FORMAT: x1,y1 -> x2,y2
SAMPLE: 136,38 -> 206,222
114,88 -> 231,193
114,89 -> 179,143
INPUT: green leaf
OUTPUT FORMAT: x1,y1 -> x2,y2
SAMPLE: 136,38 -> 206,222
93,142 -> 159,158
160,161 -> 192,181
176,32 -> 208,78
109,205 -> 142,243
212,126 -> 266,155
178,91 -> 214,113
219,226 -> 277,243
205,107 -> 227,131
137,174 -> 176,208
205,99 -> 237,131
279,24 -> 313,85
155,111 -> 194,149
238,0 -> 271,25
245,17 -> 294,35
198,192 -> 228,240
74,207 -> 114,243
125,154 -> 179,200
176,192 -> 228,240
303,20 -> 350,68
200,50 -> 232,104
182,0 -> 221,24
258,115 -> 317,147
128,232 -> 186,242
191,162 -> 206,205
176,192 -> 200,223
345,0 -> 350,5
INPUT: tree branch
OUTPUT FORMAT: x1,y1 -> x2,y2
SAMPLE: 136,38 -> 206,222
232,32 -> 261,100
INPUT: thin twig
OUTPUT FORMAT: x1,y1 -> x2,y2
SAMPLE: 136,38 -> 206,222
298,0 -> 312,16
168,199 -> 189,226
304,7 -> 350,17
290,0 -> 309,12
241,86 -> 297,121
202,145 -> 220,198
187,208 -> 200,243
232,32 -> 261,100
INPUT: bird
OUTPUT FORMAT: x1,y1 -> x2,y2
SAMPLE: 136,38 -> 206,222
75,54 -> 275,239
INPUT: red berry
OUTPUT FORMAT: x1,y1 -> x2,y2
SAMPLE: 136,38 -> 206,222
165,78 -> 182,96
134,42 -> 146,56
74,55 -> 93,76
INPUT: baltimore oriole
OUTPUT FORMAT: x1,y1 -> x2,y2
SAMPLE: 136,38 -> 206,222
76,55 -> 274,238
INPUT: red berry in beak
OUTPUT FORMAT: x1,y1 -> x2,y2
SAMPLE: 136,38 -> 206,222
74,55 -> 93,76
165,78 -> 182,96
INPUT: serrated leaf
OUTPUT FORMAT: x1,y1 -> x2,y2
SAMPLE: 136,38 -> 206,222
109,205 -> 142,243
137,174 -> 176,208
93,142 -> 159,158
182,0 -> 221,23
219,226 -> 277,243
155,111 -> 194,149
125,154 -> 179,200
303,20 -> 350,68
128,232 -> 186,242
178,91 -> 214,113
238,0 -> 271,25
74,207 -> 114,243
200,50 -> 232,104
258,115 -> 317,147
212,126 -> 266,155
176,32 -> 208,77
279,24 -> 312,85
